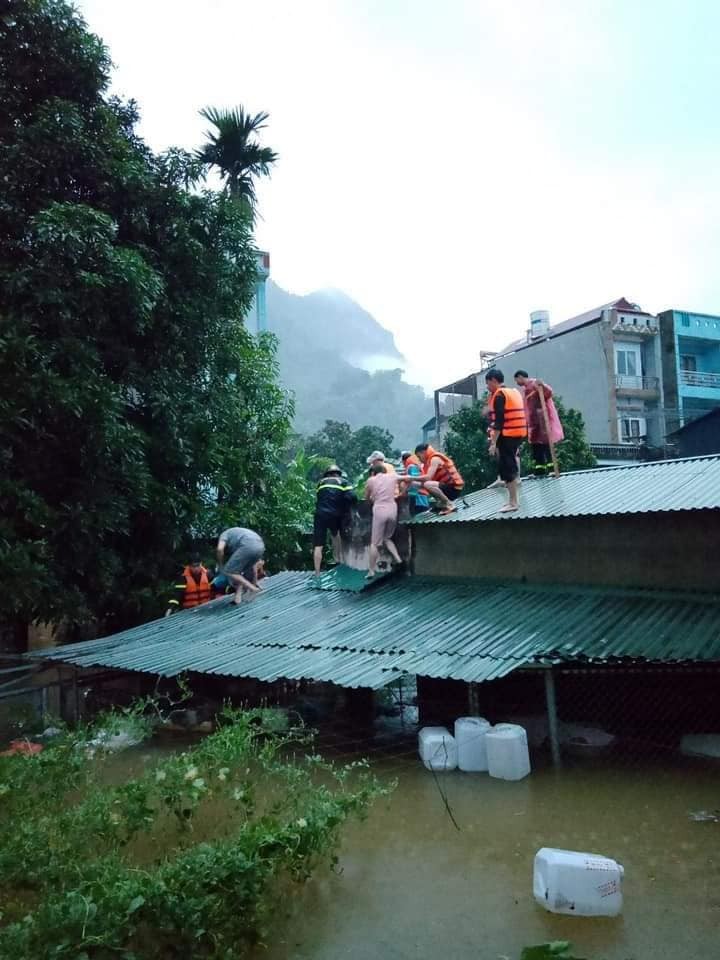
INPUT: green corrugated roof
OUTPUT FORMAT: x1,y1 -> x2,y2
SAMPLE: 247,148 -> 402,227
33,573 -> 720,689
410,455 -> 720,525
308,564 -> 394,591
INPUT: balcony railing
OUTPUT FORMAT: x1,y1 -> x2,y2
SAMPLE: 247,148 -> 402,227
614,375 -> 659,391
590,444 -> 643,460
679,370 -> 720,389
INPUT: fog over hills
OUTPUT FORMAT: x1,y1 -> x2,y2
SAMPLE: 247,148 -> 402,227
266,281 -> 433,448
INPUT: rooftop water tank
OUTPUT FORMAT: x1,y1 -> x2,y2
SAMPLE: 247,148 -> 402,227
530,310 -> 550,339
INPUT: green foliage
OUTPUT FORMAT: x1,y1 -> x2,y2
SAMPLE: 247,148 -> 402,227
197,105 -> 278,211
0,705 -> 390,958
0,0 -> 296,632
521,943 -> 588,960
303,420 -> 399,479
445,397 -> 597,492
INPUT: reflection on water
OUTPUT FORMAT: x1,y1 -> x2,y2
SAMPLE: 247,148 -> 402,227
252,731 -> 720,960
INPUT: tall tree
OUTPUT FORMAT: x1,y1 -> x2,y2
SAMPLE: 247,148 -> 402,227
445,398 -> 597,492
0,0 -> 293,640
196,105 -> 277,213
303,420 -> 398,480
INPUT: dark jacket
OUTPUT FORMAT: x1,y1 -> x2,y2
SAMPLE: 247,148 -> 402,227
315,475 -> 356,515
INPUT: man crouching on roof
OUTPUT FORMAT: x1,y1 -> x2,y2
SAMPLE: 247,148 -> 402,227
216,526 -> 266,606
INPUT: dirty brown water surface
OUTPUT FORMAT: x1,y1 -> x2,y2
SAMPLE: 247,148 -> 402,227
107,725 -> 720,960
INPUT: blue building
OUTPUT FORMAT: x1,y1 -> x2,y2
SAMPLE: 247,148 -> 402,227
245,250 -> 270,335
659,309 -> 720,432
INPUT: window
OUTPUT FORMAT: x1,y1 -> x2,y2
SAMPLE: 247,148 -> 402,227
618,417 -> 646,443
615,344 -> 642,377
681,314 -> 690,327
680,355 -> 697,372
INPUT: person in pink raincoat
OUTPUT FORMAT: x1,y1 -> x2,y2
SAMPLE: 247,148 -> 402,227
514,370 -> 564,475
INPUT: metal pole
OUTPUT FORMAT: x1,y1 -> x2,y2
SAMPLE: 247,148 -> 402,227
544,667 -> 562,768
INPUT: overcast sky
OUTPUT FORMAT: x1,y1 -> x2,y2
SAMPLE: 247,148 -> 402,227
78,0 -> 720,391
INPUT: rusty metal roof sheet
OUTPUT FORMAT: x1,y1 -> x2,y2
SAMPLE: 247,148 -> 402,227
32,574 -> 720,689
410,455 -> 720,525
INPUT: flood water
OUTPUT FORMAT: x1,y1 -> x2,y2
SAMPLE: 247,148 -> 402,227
252,735 -> 720,960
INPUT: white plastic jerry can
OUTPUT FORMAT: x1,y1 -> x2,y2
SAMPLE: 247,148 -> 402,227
454,716 -> 491,772
418,726 -> 458,771
486,723 -> 531,780
533,847 -> 624,917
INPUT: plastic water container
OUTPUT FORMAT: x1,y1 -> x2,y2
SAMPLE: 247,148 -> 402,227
486,723 -> 531,780
454,717 -> 491,772
418,726 -> 457,771
533,847 -> 624,917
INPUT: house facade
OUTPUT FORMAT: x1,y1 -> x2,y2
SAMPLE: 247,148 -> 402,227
659,309 -> 720,433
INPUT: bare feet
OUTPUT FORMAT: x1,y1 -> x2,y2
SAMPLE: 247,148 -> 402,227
499,504 -> 519,513
365,571 -> 375,580
486,478 -> 505,489
438,505 -> 457,515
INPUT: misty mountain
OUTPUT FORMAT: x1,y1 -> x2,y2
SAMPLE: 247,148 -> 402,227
266,282 -> 433,448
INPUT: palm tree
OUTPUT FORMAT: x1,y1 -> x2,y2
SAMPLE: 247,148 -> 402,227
196,106 -> 278,213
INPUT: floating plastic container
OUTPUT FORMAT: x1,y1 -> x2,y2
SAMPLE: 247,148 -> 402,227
533,847 -> 624,917
454,716 -> 491,772
418,726 -> 457,771
486,723 -> 531,780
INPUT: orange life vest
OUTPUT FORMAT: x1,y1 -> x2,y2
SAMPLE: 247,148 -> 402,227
181,566 -> 213,608
421,446 -> 464,490
489,387 -> 527,438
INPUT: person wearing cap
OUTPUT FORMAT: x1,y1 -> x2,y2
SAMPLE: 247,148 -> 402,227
365,451 -> 396,474
313,465 -> 357,575
400,451 -> 430,515
165,554 -> 215,616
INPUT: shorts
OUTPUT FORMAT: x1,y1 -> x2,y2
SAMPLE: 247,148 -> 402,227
439,483 -> 462,501
497,436 -> 522,482
313,511 -> 342,548
223,537 -> 265,576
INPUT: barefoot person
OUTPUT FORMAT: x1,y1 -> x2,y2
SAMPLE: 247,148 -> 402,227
365,464 -> 402,578
414,443 -> 464,515
485,367 -> 527,513
216,526 -> 266,605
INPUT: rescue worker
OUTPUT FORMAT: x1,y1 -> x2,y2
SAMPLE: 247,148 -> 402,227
216,526 -> 266,605
413,443 -> 464,515
313,465 -> 356,575
485,367 -> 528,512
401,451 -> 430,515
365,450 -> 396,474
166,554 -> 214,616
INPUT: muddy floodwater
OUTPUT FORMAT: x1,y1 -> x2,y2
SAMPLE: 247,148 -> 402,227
254,738 -> 720,960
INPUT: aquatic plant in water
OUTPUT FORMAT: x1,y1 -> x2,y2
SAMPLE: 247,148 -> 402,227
0,704 -> 391,958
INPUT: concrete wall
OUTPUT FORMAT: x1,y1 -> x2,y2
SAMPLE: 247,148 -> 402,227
495,323 -> 613,444
412,511 -> 720,592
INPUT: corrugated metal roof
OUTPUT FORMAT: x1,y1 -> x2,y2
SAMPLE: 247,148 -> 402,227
33,574 -> 720,689
309,565 -> 394,592
411,455 -> 720,525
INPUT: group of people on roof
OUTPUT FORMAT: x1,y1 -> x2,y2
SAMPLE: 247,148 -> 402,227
167,366 -> 563,609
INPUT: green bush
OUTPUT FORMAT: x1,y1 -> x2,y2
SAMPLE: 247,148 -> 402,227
0,705 -> 390,958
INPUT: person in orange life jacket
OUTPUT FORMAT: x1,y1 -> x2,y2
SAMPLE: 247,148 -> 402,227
166,554 -> 214,616
485,367 -> 527,513
481,397 -> 521,490
413,443 -> 464,515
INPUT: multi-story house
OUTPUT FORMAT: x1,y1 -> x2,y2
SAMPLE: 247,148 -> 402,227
659,309 -> 720,433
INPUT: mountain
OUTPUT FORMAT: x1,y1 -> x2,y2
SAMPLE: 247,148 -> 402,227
266,282 -> 433,448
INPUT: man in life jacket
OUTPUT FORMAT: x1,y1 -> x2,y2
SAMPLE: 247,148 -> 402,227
400,451 -> 430,515
485,367 -> 528,513
313,465 -> 357,575
413,443 -> 464,515
166,554 -> 214,615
